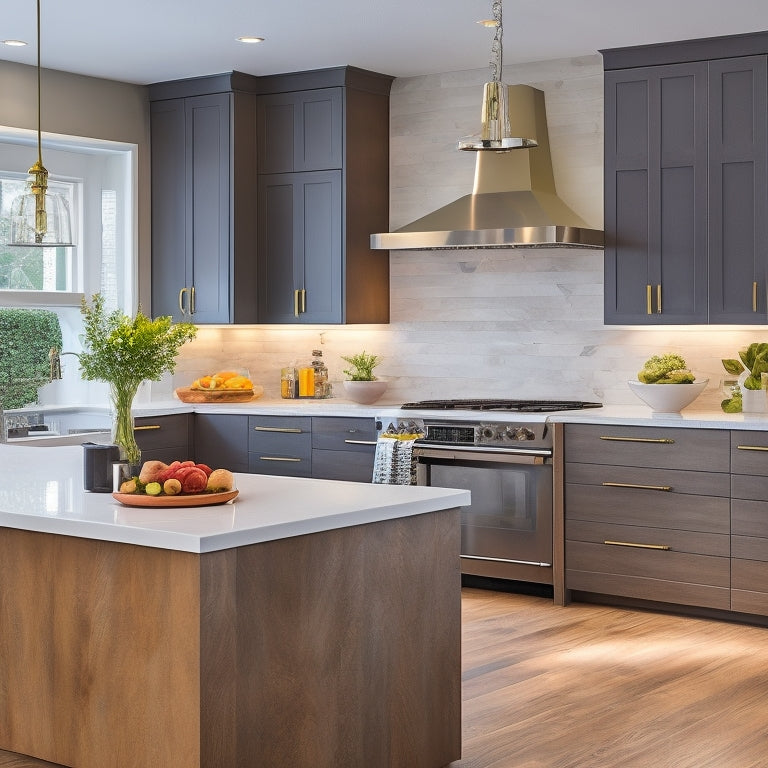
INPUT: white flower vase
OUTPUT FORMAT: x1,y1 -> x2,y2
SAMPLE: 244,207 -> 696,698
739,372 -> 767,413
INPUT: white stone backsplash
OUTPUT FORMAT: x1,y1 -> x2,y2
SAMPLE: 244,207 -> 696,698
170,54 -> 766,412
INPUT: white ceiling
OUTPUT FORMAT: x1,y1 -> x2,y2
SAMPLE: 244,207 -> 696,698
1,0 -> 767,85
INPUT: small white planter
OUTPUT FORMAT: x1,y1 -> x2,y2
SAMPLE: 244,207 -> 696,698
741,387 -> 767,413
343,380 -> 388,405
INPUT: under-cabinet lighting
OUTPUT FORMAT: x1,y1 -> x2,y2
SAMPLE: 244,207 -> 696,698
2,39 -> 27,46
236,36 -> 265,44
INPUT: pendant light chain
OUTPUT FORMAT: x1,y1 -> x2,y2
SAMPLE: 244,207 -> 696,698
489,0 -> 503,84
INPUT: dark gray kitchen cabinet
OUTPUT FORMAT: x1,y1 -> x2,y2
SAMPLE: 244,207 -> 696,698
311,416 -> 377,482
257,88 -> 343,173
134,413 -> 193,465
248,415 -> 312,477
193,413 -> 250,473
257,171 -> 343,323
149,73 -> 259,324
603,35 -> 768,325
255,67 -> 393,325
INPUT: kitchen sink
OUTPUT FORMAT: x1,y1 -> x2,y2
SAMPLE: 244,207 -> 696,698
4,407 -> 111,446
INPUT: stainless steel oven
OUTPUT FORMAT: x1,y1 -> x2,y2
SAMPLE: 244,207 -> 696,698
380,399 -> 601,585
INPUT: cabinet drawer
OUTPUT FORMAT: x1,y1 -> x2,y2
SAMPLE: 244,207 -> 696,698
566,462 -> 729,497
311,417 -> 377,452
564,424 -> 729,471
566,520 -> 730,557
565,482 -> 730,533
134,414 -> 192,453
732,431 -> 768,475
732,497 -> 768,537
732,536 -> 768,562
194,414 -> 250,473
249,452 -> 311,477
312,449 -> 374,482
248,416 -> 312,453
732,558 -> 768,592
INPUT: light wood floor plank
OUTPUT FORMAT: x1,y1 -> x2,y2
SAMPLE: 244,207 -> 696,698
451,588 -> 768,768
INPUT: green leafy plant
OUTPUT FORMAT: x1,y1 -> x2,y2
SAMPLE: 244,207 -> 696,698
722,343 -> 768,390
341,351 -> 382,381
0,308 -> 62,409
78,294 -> 197,464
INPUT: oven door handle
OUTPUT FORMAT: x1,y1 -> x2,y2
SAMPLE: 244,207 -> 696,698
413,447 -> 549,465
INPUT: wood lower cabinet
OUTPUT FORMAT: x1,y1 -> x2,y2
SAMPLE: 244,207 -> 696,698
134,413 -> 193,465
564,424 -> 731,609
731,430 -> 768,615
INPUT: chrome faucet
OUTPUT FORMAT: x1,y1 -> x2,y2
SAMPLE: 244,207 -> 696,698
49,347 -> 80,381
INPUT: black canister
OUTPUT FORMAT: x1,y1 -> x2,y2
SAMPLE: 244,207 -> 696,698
83,442 -> 121,492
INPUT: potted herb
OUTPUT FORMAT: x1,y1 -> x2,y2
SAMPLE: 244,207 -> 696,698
78,294 -> 197,465
721,343 -> 768,413
341,351 -> 387,404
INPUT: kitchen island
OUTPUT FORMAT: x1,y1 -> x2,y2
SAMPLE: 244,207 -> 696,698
0,445 -> 469,768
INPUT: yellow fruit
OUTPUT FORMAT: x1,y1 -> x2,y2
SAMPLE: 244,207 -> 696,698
145,482 -> 162,496
207,468 -> 234,492
163,478 -> 182,495
119,479 -> 137,494
215,370 -> 239,381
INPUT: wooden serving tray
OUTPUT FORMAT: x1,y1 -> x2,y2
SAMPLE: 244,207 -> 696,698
174,384 -> 263,403
112,489 -> 239,508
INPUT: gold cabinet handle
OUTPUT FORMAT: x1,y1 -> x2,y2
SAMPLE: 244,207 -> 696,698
601,481 -> 671,492
604,540 -> 670,551
253,426 -> 303,433
646,284 -> 652,315
134,424 -> 161,431
294,289 -> 300,317
656,284 -> 662,314
190,285 -> 196,315
301,288 -> 306,313
599,436 -> 675,444
259,456 -> 302,462
178,287 -> 188,316
737,444 -> 768,452
753,281 -> 758,312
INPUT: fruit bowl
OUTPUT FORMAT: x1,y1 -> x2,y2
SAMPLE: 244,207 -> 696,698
628,379 -> 708,413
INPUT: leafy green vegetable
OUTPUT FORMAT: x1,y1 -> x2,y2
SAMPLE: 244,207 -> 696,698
637,354 -> 694,384
722,358 -> 745,376
341,351 -> 382,381
737,343 -> 768,389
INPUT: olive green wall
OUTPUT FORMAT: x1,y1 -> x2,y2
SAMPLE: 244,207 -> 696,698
0,60 -> 151,308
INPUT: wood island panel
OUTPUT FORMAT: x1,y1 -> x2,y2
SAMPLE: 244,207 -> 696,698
0,508 -> 461,768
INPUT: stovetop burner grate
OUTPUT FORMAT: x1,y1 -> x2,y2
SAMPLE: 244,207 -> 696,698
400,398 -> 603,413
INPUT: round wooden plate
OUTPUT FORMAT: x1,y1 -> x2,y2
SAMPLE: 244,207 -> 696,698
174,385 -> 264,403
112,489 -> 239,508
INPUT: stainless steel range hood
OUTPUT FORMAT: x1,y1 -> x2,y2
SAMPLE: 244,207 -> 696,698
371,85 -> 604,251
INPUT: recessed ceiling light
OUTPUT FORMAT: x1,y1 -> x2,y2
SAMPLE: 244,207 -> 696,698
2,39 -> 28,47
236,36 -> 264,44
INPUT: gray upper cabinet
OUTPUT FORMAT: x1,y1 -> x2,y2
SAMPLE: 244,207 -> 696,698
603,34 -> 768,325
149,73 -> 259,324
255,67 -> 393,325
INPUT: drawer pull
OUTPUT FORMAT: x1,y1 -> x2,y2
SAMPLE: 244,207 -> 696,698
344,439 -> 377,445
646,284 -> 652,315
753,281 -> 758,313
259,456 -> 302,462
604,540 -> 670,551
134,425 -> 161,431
601,481 -> 671,492
736,444 -> 768,452
599,436 -> 675,444
253,426 -> 303,434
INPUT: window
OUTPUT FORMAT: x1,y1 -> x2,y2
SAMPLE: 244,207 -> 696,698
0,129 -> 136,313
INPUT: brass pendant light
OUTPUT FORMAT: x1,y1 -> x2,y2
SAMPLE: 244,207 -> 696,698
458,0 -> 538,152
9,0 -> 73,247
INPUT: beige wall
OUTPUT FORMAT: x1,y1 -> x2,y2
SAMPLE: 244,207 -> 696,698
0,60 -> 151,307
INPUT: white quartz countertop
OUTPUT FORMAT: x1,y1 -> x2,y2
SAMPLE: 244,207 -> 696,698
0,444 -> 470,554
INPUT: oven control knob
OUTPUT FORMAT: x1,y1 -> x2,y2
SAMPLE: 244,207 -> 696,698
480,426 -> 497,441
506,426 -> 535,441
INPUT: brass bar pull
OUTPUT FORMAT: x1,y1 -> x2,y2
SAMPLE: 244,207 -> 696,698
301,289 -> 306,313
344,439 -> 378,445
602,481 -> 671,491
134,425 -> 161,431
599,436 -> 675,444
294,289 -> 300,317
190,285 -> 196,315
646,284 -> 652,315
604,540 -> 670,551
253,426 -> 303,433
259,456 -> 302,462
656,284 -> 662,314
753,281 -> 758,312
178,287 -> 188,315
737,444 -> 768,452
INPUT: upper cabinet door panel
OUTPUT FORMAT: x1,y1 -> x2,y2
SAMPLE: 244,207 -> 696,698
708,56 -> 768,324
258,88 -> 343,173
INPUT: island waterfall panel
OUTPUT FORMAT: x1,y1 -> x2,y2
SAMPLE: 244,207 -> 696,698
0,511 -> 461,768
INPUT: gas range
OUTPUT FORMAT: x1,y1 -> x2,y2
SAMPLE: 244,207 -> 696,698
384,398 -> 603,452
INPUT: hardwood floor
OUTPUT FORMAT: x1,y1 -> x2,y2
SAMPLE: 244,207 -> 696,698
450,587 -> 768,768
3,586 -> 768,768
